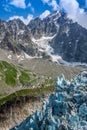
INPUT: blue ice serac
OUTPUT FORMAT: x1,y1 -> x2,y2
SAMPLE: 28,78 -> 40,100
10,70 -> 87,130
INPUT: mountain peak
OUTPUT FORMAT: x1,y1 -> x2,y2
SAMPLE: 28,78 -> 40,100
0,11 -> 87,64
8,18 -> 26,26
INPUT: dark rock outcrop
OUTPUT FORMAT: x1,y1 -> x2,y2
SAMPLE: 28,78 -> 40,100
0,19 -> 39,56
52,13 -> 87,63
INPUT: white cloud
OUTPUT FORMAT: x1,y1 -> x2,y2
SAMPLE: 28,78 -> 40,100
8,14 -> 33,25
60,0 -> 87,29
41,0 -> 87,28
41,0 -> 49,4
40,10 -> 50,20
10,0 -> 26,9
41,0 -> 59,11
60,0 -> 80,19
49,0 -> 59,10
28,2 -> 34,13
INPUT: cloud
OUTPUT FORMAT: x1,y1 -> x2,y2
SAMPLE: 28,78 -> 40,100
49,0 -> 59,10
59,0 -> 87,29
41,0 -> 49,4
28,2 -> 35,13
8,14 -> 33,25
41,0 -> 59,11
9,1 -> 35,12
10,0 -> 26,8
41,0 -> 87,28
40,10 -> 50,20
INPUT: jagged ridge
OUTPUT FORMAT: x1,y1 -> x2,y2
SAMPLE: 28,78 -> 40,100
0,11 -> 87,63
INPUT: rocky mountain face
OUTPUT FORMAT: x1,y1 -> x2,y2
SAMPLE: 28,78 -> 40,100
51,13 -> 87,63
0,11 -> 87,64
28,12 -> 58,39
0,19 -> 39,56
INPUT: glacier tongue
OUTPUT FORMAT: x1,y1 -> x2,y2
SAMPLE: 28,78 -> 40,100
32,36 -> 55,54
32,35 -> 63,63
10,70 -> 87,130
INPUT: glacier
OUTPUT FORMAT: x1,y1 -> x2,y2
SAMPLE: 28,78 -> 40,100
10,70 -> 87,130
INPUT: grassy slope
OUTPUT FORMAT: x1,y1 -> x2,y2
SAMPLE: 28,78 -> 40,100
0,61 -> 38,96
0,61 -> 32,86
0,86 -> 55,106
0,59 -> 84,106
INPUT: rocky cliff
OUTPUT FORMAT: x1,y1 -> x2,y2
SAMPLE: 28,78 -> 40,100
0,11 -> 87,64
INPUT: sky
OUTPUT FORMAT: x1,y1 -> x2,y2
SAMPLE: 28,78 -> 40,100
0,0 -> 87,28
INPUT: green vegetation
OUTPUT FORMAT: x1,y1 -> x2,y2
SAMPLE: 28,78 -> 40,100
0,60 -> 39,90
0,60 -> 56,105
19,70 -> 30,85
0,59 -> 84,107
0,85 -> 55,106
0,61 -> 17,86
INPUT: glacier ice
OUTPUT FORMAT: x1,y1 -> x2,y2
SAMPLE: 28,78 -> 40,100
10,70 -> 87,130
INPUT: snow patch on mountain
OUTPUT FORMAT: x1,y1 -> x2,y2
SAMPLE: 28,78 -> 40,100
32,36 -> 87,66
48,11 -> 60,18
32,35 -> 63,63
7,51 -> 34,62
18,30 -> 24,35
24,53 -> 33,59
7,54 -> 12,59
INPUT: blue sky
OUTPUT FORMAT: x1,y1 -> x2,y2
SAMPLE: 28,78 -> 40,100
0,0 -> 53,20
0,0 -> 87,28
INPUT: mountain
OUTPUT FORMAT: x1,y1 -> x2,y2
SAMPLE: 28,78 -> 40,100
27,12 -> 58,38
51,13 -> 87,63
0,11 -> 87,64
0,11 -> 86,130
0,19 -> 39,57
